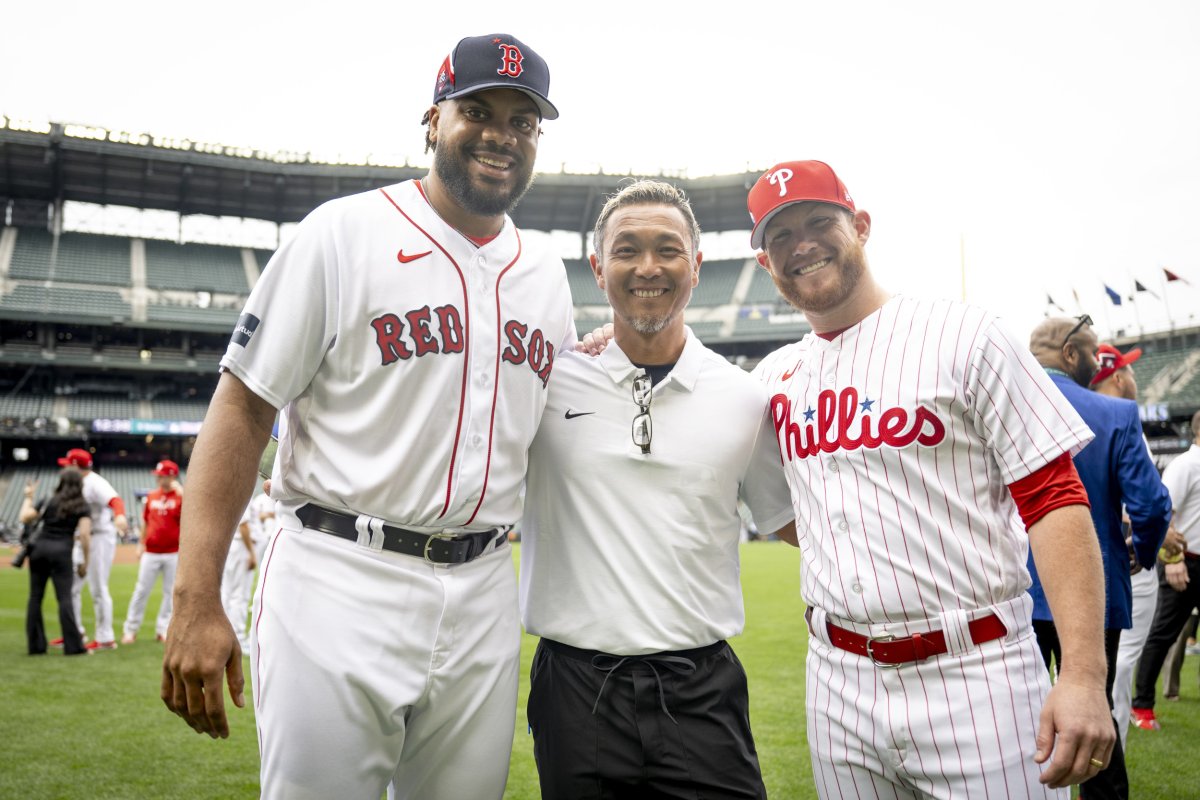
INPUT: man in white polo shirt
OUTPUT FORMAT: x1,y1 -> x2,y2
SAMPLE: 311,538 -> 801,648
520,180 -> 795,799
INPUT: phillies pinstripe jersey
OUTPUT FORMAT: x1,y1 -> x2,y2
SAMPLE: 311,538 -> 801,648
753,295 -> 1094,624
221,179 -> 576,532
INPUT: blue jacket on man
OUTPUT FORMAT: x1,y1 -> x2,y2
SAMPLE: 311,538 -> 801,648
1028,373 -> 1172,629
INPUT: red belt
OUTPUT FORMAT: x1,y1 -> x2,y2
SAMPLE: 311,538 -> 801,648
808,608 -> 1008,668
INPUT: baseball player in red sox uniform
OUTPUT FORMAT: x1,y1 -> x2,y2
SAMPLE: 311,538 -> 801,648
121,459 -> 183,644
748,161 -> 1115,797
160,33 -> 574,800
56,448 -> 128,650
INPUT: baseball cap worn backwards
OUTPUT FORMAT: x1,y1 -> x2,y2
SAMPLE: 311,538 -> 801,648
1090,343 -> 1142,386
57,448 -> 93,468
748,160 -> 855,250
433,34 -> 558,120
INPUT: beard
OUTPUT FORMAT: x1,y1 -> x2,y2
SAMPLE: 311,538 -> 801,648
432,142 -> 535,217
770,241 -> 868,315
1069,357 -> 1097,387
625,312 -> 675,335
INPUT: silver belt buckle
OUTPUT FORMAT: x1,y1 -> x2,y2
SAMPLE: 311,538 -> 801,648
865,633 -> 901,669
423,531 -> 456,565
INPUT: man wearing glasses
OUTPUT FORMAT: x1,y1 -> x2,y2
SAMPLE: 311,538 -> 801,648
519,179 -> 796,799
1027,316 -> 1172,799
750,160 -> 1115,797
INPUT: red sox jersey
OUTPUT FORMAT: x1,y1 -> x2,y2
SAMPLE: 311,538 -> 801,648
753,295 -> 1094,624
221,179 -> 575,531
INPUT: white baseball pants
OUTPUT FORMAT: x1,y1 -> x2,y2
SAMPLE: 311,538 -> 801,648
1113,567 -> 1158,747
71,531 -> 117,643
122,551 -> 177,638
221,542 -> 257,647
251,523 -> 519,800
805,597 -> 1068,799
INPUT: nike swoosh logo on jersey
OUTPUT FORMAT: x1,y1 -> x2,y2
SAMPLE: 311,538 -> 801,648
397,249 -> 432,263
564,410 -> 596,419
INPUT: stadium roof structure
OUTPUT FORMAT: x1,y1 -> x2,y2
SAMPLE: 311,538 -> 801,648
0,120 -> 760,237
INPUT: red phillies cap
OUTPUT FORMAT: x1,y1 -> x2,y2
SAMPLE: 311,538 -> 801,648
1090,343 -> 1142,386
57,448 -> 93,468
432,33 -> 558,120
153,459 -> 180,477
748,160 -> 855,250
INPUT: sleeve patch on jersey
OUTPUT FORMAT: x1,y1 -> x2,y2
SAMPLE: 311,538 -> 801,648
231,313 -> 261,347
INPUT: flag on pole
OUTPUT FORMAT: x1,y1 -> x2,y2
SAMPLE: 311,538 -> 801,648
1163,267 -> 1188,284
1134,279 -> 1159,299
1104,284 -> 1122,305
1046,293 -> 1065,311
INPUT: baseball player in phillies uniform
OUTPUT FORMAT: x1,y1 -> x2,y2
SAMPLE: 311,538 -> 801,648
748,160 -> 1115,797
160,33 -> 574,800
121,460 -> 183,644
56,448 -> 128,650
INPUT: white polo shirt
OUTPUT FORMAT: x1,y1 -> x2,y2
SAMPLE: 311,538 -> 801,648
520,327 -> 794,655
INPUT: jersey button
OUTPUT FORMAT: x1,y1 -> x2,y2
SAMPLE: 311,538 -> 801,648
837,520 -> 848,532
851,582 -> 863,594
829,460 -> 840,473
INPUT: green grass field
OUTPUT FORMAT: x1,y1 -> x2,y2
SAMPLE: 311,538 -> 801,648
0,542 -> 1195,799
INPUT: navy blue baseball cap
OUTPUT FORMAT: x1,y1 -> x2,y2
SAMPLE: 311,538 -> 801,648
432,34 -> 558,120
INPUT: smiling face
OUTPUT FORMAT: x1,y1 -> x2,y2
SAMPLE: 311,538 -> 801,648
757,201 -> 872,318
427,88 -> 540,219
591,202 -> 700,346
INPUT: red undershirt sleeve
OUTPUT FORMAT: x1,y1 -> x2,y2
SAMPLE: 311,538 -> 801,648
108,496 -> 126,517
1007,452 -> 1090,530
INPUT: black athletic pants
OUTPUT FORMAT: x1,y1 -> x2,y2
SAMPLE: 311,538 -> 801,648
527,638 -> 766,800
1133,557 -> 1200,709
26,536 -> 86,655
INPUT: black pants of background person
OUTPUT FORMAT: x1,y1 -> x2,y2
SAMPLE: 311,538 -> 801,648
26,535 -> 86,655
1133,558 -> 1200,712
528,638 -> 766,800
1034,622 -> 1127,800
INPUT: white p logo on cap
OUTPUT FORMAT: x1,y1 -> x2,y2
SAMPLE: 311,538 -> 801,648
769,167 -> 794,197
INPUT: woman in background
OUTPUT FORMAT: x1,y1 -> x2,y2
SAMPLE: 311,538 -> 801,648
20,467 -> 92,655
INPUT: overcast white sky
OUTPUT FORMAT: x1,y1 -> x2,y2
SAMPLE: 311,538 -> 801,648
3,0 -> 1198,344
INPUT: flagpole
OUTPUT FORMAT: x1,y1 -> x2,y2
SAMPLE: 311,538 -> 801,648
1128,275 -> 1142,332
1161,268 -> 1173,328
1100,283 -> 1113,334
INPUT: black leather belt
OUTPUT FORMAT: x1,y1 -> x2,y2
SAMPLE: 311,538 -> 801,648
296,503 -> 504,565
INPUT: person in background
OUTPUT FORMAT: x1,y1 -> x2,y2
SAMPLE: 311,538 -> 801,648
20,470 -> 92,656
121,460 -> 184,644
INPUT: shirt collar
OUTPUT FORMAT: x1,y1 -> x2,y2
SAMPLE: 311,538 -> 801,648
597,326 -> 703,392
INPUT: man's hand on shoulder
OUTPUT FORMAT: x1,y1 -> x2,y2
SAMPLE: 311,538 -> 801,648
574,322 -> 614,356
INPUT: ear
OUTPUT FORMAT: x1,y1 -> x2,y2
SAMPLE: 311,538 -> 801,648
426,104 -> 441,140
692,252 -> 703,287
755,251 -> 770,269
853,209 -> 872,244
589,252 -> 604,289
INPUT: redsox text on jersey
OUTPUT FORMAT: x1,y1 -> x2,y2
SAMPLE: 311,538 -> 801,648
160,33 -> 574,800
748,160 -> 1116,798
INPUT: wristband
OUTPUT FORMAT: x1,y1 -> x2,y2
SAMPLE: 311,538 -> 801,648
1159,548 -> 1184,565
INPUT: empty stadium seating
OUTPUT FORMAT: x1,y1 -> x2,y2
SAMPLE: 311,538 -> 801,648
691,260 -> 745,307
144,240 -> 249,293
7,228 -> 132,286
0,284 -> 131,320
